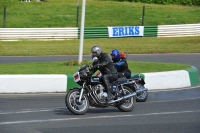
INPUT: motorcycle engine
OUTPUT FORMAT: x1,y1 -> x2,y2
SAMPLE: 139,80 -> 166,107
93,84 -> 107,101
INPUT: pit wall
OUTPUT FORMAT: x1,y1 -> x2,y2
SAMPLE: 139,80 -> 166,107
0,67 -> 199,93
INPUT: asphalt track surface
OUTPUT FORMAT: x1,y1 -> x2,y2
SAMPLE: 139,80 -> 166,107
0,87 -> 200,133
0,54 -> 200,133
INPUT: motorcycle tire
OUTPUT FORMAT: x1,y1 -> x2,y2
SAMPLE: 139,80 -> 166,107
116,86 -> 136,112
65,89 -> 89,115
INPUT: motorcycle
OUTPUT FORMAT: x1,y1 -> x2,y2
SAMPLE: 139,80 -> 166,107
65,58 -> 148,115
96,72 -> 148,102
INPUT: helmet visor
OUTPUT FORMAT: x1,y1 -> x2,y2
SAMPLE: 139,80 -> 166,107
91,52 -> 97,58
111,55 -> 115,59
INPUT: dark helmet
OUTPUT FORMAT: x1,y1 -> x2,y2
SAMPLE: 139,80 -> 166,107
110,49 -> 120,61
91,45 -> 102,58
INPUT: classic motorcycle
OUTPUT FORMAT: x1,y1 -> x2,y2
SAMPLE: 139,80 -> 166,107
65,58 -> 148,115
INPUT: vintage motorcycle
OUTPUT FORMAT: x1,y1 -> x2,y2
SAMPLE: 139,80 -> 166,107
65,58 -> 148,115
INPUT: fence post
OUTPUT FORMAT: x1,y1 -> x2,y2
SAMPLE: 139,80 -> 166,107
141,6 -> 145,26
76,5 -> 79,27
3,6 -> 6,28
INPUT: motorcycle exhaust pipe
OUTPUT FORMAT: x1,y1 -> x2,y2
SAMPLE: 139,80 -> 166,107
136,88 -> 148,94
108,92 -> 136,104
123,92 -> 136,99
108,88 -> 148,104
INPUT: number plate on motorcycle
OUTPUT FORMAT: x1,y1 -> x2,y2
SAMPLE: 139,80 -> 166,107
73,72 -> 80,82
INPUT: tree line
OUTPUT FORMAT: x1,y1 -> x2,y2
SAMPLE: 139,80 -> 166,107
104,0 -> 200,6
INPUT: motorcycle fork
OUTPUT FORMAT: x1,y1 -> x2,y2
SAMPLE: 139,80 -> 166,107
120,84 -> 126,96
78,82 -> 86,102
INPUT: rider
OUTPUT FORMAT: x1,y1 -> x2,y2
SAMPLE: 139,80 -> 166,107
89,45 -> 118,101
110,49 -> 131,79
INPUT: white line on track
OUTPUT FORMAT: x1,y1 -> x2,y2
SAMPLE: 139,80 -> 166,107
0,109 -> 52,115
0,107 -> 68,115
149,85 -> 200,92
0,110 -> 200,125
146,97 -> 200,103
1,96 -> 200,115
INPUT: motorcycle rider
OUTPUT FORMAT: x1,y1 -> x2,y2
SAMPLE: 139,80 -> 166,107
110,49 -> 132,79
89,45 -> 118,101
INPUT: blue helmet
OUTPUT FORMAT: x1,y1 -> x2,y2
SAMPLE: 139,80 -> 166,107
110,49 -> 120,61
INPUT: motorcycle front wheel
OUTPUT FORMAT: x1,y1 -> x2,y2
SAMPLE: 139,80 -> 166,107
116,86 -> 136,112
65,89 -> 89,115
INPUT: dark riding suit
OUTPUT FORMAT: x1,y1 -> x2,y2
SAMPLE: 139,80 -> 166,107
113,57 -> 131,79
90,53 -> 118,100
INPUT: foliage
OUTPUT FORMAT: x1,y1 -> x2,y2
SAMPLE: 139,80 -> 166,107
103,0 -> 200,5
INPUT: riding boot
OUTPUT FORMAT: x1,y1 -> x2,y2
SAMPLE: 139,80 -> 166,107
107,89 -> 114,101
104,78 -> 114,101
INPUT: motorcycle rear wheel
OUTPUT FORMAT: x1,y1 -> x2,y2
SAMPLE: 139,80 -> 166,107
65,89 -> 89,115
116,86 -> 136,112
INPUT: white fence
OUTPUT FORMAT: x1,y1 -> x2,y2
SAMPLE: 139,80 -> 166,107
0,28 -> 78,40
158,24 -> 200,37
0,24 -> 200,40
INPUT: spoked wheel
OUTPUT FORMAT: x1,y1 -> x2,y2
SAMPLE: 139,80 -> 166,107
135,83 -> 148,102
65,89 -> 89,115
116,86 -> 136,112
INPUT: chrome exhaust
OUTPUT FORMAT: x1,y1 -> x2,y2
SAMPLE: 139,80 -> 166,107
108,92 -> 136,104
108,88 -> 148,104
136,88 -> 148,94
123,92 -> 136,99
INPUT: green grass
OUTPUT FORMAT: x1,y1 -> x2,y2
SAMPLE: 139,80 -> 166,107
0,0 -> 200,28
0,36 -> 199,56
0,61 -> 191,74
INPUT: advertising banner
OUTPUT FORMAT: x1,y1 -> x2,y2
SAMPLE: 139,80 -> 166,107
108,26 -> 144,38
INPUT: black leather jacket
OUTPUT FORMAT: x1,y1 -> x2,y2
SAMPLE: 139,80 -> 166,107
91,53 -> 117,75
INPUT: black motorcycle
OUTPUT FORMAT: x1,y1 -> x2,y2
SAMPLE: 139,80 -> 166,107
65,62 -> 148,115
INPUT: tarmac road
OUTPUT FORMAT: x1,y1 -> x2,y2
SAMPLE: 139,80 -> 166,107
0,87 -> 200,133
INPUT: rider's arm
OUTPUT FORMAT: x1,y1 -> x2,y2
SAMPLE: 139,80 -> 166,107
115,60 -> 126,67
100,53 -> 110,66
91,62 -> 98,72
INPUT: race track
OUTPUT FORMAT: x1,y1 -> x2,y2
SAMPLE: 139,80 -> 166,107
0,87 -> 200,133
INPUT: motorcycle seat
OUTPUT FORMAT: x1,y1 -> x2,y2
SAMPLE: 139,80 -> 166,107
111,78 -> 127,85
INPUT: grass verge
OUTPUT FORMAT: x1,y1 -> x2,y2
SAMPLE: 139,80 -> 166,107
0,61 -> 191,74
0,36 -> 200,56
